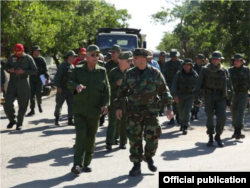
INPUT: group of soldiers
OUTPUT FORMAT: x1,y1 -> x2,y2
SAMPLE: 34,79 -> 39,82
1,43 -> 250,177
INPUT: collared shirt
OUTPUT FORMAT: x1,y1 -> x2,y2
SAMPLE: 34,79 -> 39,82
148,60 -> 161,71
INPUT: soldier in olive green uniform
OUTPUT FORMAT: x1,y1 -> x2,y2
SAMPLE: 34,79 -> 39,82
194,51 -> 232,147
67,45 -> 110,175
171,59 -> 198,135
105,44 -> 122,74
115,49 -> 173,176
163,49 -> 183,124
157,51 -> 167,74
26,45 -> 50,116
191,54 -> 206,120
106,51 -> 132,151
54,50 -> 76,126
229,54 -> 250,140
4,44 -> 37,130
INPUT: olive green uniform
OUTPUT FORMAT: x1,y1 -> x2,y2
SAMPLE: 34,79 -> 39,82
4,53 -> 37,126
229,66 -> 250,129
105,60 -> 119,75
171,69 -> 198,129
106,66 -> 127,145
29,56 -> 49,109
67,62 -> 110,166
54,61 -> 74,118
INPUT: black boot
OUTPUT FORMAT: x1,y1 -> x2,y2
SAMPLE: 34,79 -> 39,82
119,144 -> 127,149
207,134 -> 214,147
71,165 -> 82,175
145,157 -> 157,172
7,121 -> 16,129
26,109 -> 35,117
168,118 -> 175,125
214,134 -> 224,147
55,116 -> 60,126
231,127 -> 236,138
182,126 -> 188,135
179,125 -> 183,131
106,143 -> 112,151
235,128 -> 245,140
38,105 -> 43,113
16,124 -> 22,131
82,165 -> 92,172
68,118 -> 74,126
194,112 -> 198,120
129,162 -> 141,176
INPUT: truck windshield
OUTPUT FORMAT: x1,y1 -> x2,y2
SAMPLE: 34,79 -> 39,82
97,35 -> 137,51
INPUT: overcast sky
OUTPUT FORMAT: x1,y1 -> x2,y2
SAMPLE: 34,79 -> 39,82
106,0 -> 180,51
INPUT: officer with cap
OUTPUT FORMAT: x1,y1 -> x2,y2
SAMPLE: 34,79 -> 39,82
115,48 -> 173,176
171,58 -> 198,134
229,53 -> 250,140
67,44 -> 110,175
4,43 -> 37,130
194,51 -> 232,147
157,51 -> 167,73
163,49 -> 183,125
191,54 -> 206,121
105,44 -> 122,74
54,50 -> 76,126
26,45 -> 50,116
106,51 -> 132,151
73,47 -> 87,66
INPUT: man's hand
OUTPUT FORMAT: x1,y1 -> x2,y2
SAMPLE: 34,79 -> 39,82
76,84 -> 86,93
9,68 -> 15,73
15,68 -> 24,75
57,88 -> 62,93
116,109 -> 122,120
116,79 -> 122,86
101,106 -> 108,115
166,109 -> 174,120
174,97 -> 179,103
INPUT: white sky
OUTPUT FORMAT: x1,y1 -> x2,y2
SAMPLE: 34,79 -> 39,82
106,0 -> 181,51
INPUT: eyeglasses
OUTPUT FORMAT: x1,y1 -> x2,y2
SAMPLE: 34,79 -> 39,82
90,53 -> 99,57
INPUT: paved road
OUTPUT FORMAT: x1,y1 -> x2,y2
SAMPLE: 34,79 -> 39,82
1,96 -> 250,188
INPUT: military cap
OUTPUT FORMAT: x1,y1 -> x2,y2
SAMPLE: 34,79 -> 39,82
32,45 -> 42,51
159,51 -> 167,56
109,44 -> 122,53
196,54 -> 205,59
133,48 -> 150,58
119,51 -> 133,60
211,51 -> 224,60
66,50 -> 78,57
232,53 -> 244,60
182,58 -> 193,65
87,44 -> 100,53
170,49 -> 180,57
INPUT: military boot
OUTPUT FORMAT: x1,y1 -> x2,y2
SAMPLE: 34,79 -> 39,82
68,118 -> 74,126
179,124 -> 183,131
7,121 -> 16,129
235,128 -> 245,140
214,134 -> 224,147
207,134 -> 214,147
129,162 -> 141,176
55,116 -> 60,126
71,165 -> 82,175
82,165 -> 92,172
106,143 -> 112,151
38,105 -> 43,113
231,127 -> 236,138
168,118 -> 175,125
26,109 -> 35,117
16,124 -> 22,131
145,157 -> 157,172
182,126 -> 188,135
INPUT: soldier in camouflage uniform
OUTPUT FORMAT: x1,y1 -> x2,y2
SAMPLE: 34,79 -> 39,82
106,51 -> 132,150
229,53 -> 250,140
191,54 -> 205,120
163,49 -> 183,124
54,50 -> 76,126
115,48 -> 173,176
171,58 -> 198,135
26,45 -> 50,116
194,51 -> 232,147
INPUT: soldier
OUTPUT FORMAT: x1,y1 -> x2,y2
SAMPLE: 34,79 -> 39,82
73,47 -> 86,66
163,49 -> 183,124
191,54 -> 205,120
194,51 -> 232,147
4,43 -> 37,130
54,50 -> 76,126
157,51 -> 167,73
147,50 -> 161,71
115,48 -> 173,176
67,44 -> 110,175
105,44 -> 122,74
229,53 -> 250,139
105,53 -> 112,62
26,45 -> 50,116
106,51 -> 132,151
171,58 -> 198,135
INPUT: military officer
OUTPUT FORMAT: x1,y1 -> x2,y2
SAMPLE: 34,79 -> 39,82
4,43 -> 37,130
106,51 -> 132,151
171,58 -> 198,135
54,50 -> 76,126
26,45 -> 50,116
191,54 -> 206,120
194,51 -> 232,147
67,44 -> 110,175
105,44 -> 122,74
229,53 -> 250,140
157,51 -> 167,73
163,49 -> 183,124
115,48 -> 173,176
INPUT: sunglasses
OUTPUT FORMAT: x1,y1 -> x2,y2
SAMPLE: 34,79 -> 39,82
90,53 -> 99,57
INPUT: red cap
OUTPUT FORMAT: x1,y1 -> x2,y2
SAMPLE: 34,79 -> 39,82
79,48 -> 86,55
14,43 -> 24,55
